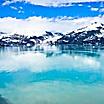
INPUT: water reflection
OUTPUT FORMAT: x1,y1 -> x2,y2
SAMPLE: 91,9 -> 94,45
0,46 -> 104,104
0,45 -> 101,57
0,46 -> 103,85
0,70 -> 103,88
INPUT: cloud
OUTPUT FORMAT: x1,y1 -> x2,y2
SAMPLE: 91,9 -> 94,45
10,6 -> 24,14
2,0 -> 12,6
99,8 -> 104,12
91,7 -> 99,11
19,6 -> 23,9
10,6 -> 23,11
18,10 -> 24,13
78,4 -> 83,6
10,6 -> 18,10
0,16 -> 104,36
0,51 -> 100,72
2,0 -> 104,7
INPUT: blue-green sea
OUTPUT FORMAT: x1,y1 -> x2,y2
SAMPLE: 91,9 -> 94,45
0,46 -> 104,104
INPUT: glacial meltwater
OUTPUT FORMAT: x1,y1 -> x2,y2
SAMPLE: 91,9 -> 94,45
0,46 -> 104,104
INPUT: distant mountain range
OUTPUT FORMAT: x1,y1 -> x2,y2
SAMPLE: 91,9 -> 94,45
0,22 -> 104,47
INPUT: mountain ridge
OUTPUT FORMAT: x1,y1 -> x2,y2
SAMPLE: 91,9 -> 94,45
0,22 -> 104,47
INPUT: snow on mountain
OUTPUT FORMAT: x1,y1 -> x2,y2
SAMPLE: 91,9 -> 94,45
56,22 -> 104,45
0,22 -> 104,47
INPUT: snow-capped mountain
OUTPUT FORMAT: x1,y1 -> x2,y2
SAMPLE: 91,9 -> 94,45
0,22 -> 104,47
56,22 -> 104,45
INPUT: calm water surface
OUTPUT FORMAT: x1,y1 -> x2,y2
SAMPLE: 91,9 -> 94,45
0,46 -> 104,104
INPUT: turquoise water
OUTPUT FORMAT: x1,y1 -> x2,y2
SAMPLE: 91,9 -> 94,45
0,46 -> 104,104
